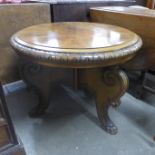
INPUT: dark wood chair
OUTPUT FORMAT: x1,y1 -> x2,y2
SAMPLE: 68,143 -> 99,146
0,81 -> 26,155
0,3 -> 51,154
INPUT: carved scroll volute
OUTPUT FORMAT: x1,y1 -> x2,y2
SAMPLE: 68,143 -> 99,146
78,67 -> 129,134
101,69 -> 129,106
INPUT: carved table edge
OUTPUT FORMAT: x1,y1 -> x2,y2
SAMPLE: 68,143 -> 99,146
10,37 -> 142,68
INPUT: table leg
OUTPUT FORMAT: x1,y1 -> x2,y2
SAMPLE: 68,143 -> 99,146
20,62 -> 51,117
78,67 -> 128,134
20,61 -> 74,117
29,87 -> 50,117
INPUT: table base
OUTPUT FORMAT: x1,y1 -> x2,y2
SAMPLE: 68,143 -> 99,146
20,62 -> 128,135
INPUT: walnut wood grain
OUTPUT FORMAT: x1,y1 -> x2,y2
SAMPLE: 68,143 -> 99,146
10,22 -> 142,68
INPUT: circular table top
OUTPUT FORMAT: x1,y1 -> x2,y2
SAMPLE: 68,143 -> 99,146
10,22 -> 142,68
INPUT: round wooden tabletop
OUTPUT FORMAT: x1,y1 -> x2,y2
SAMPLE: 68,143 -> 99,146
10,22 -> 142,68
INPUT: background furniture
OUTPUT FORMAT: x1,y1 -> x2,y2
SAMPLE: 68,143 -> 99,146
0,81 -> 25,155
90,6 -> 155,97
147,0 -> 155,8
0,3 -> 51,84
90,6 -> 155,70
0,3 -> 50,154
31,0 -> 146,22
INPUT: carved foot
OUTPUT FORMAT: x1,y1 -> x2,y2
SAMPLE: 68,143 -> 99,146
78,67 -> 128,134
97,102 -> 118,135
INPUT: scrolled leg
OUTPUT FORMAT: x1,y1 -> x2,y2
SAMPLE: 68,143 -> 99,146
20,60 -> 51,117
19,60 -> 73,117
78,67 -> 128,134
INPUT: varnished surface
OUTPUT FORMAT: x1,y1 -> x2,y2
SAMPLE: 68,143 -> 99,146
13,22 -> 139,52
90,6 -> 155,70
11,22 -> 142,68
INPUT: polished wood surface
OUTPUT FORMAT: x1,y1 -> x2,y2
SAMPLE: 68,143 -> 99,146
11,22 -> 142,68
90,6 -> 155,70
14,22 -> 139,51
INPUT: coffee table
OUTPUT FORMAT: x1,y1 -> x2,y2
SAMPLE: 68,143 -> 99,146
10,22 -> 142,134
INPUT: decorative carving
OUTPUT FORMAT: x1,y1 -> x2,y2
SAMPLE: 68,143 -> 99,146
20,61 -> 41,86
78,67 -> 128,134
19,60 -> 74,117
10,36 -> 142,68
19,61 -> 51,117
